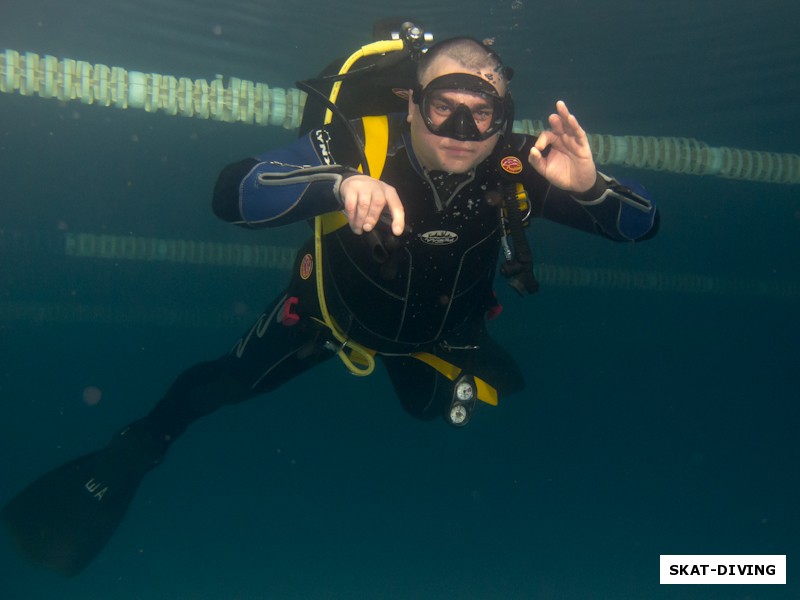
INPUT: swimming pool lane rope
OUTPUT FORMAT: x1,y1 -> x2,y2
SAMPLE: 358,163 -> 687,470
2,49 -> 798,185
0,229 -> 794,300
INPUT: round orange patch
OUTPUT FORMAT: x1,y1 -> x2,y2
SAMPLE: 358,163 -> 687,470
300,253 -> 313,280
501,156 -> 523,175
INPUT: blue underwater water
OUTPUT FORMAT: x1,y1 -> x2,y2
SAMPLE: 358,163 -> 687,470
1,1 -> 799,598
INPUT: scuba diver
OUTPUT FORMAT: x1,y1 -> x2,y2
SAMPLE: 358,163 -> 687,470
2,23 -> 658,576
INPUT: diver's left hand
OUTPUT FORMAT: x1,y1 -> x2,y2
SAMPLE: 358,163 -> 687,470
528,100 -> 597,193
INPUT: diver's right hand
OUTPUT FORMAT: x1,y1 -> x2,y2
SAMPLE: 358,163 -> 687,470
339,175 -> 405,236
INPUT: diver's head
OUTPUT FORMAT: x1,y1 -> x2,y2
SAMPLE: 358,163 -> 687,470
407,37 -> 514,173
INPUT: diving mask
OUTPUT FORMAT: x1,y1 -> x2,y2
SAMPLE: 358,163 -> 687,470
413,73 -> 512,142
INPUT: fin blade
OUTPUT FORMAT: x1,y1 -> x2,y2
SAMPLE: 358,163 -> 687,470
2,447 -> 148,576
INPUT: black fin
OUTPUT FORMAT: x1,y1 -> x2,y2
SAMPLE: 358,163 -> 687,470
1,423 -> 166,576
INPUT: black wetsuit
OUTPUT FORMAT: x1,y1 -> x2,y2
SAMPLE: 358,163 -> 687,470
139,114 -> 658,445
1,112 -> 660,577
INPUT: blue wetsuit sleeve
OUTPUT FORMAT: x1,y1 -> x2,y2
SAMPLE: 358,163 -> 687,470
559,171 -> 658,241
514,134 -> 659,241
212,127 -> 360,228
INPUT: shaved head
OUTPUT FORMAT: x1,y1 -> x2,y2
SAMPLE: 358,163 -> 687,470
417,37 -> 510,94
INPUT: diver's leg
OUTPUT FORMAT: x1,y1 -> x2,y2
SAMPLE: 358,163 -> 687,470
1,290 -> 331,576
380,355 -> 450,421
133,284 -> 333,444
381,319 -> 525,424
440,318 -> 525,397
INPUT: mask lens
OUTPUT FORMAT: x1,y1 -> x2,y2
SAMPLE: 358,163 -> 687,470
417,75 -> 508,141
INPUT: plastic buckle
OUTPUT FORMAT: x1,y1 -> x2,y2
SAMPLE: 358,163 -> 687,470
485,292 -> 503,321
279,296 -> 300,326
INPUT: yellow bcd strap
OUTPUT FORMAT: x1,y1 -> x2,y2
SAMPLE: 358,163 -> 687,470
320,114 -> 389,235
361,115 -> 389,179
410,352 -> 499,407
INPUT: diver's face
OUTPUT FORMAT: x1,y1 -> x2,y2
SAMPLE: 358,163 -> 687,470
408,56 -> 505,174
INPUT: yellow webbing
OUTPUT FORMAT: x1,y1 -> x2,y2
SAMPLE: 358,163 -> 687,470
361,115 -> 389,179
410,352 -> 499,406
319,114 -> 389,236
320,210 -> 348,234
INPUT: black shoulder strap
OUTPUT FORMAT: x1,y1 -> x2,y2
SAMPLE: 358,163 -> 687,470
493,137 -> 539,295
